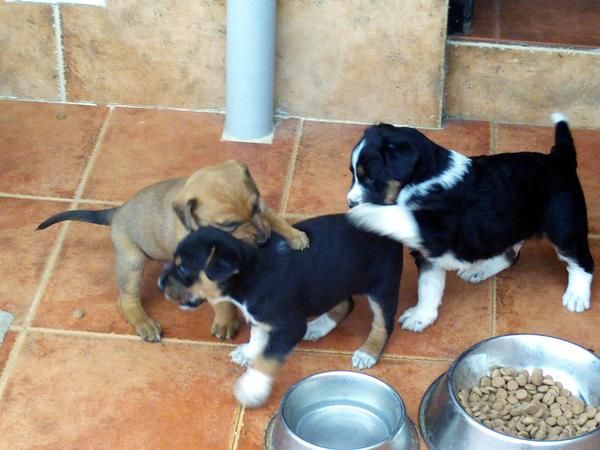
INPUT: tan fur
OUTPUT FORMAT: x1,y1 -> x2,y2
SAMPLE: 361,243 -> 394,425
41,160 -> 308,342
326,298 -> 353,324
358,298 -> 390,360
252,355 -> 282,377
384,180 -> 401,204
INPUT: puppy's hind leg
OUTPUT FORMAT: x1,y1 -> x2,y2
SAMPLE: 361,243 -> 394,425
399,260 -> 445,332
545,193 -> 594,313
457,241 -> 524,284
113,233 -> 161,342
303,297 -> 354,341
235,320 -> 306,408
352,295 -> 396,370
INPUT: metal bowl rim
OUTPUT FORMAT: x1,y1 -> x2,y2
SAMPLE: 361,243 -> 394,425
442,333 -> 600,444
277,370 -> 409,450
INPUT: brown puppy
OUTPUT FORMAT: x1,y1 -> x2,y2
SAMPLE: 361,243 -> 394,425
37,160 -> 308,342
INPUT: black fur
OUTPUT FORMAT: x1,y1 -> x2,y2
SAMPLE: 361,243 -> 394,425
350,121 -> 594,273
160,214 -> 403,363
36,208 -> 116,230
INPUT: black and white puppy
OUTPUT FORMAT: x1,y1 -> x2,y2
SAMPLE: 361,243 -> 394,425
347,113 -> 594,332
158,214 -> 403,407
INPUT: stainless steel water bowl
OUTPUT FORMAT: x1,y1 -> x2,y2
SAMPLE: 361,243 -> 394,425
265,371 -> 419,450
419,334 -> 600,450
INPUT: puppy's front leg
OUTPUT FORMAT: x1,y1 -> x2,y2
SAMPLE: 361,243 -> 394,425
234,320 -> 306,408
399,263 -> 446,332
263,207 -> 309,250
211,302 -> 240,340
230,325 -> 269,367
114,244 -> 162,342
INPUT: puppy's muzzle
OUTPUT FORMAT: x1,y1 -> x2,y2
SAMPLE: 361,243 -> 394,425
348,198 -> 361,208
158,263 -> 205,309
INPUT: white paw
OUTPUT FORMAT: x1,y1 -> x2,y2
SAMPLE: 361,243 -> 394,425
352,350 -> 378,370
562,289 -> 590,313
303,314 -> 336,341
234,369 -> 272,408
398,306 -> 438,332
230,344 -> 252,367
457,267 -> 486,284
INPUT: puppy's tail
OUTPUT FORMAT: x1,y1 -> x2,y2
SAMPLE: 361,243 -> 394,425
36,208 -> 117,230
550,112 -> 576,169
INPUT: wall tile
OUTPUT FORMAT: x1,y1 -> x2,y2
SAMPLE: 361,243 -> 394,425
276,0 -> 448,127
62,0 -> 226,108
446,42 -> 600,128
0,3 -> 58,99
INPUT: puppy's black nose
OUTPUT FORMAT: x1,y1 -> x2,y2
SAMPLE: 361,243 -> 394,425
348,199 -> 359,208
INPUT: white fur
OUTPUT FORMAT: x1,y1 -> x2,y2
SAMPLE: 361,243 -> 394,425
551,112 -> 568,124
352,350 -> 377,370
347,139 -> 366,206
212,296 -> 255,323
400,265 -> 446,332
347,203 -> 422,249
398,151 -> 471,206
230,326 -> 269,367
234,368 -> 273,408
559,256 -> 592,313
430,252 -> 472,271
303,314 -> 337,341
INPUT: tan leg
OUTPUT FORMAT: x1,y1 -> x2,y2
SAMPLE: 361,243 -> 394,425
210,301 -> 240,340
263,207 -> 309,250
304,298 -> 353,341
352,297 -> 390,369
113,233 -> 162,342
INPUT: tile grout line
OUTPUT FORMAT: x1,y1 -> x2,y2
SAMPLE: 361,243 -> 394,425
52,4 -> 67,102
0,192 -> 121,206
494,0 -> 500,41
0,108 -> 113,402
21,326 -> 455,363
228,404 -> 245,450
278,119 -> 304,214
491,276 -> 498,336
72,107 -> 114,200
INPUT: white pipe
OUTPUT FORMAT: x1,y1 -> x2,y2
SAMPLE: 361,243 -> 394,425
223,0 -> 276,143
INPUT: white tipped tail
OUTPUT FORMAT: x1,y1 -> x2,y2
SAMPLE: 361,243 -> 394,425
551,112 -> 568,124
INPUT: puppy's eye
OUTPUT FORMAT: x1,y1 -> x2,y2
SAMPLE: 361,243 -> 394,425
176,266 -> 196,286
219,221 -> 242,232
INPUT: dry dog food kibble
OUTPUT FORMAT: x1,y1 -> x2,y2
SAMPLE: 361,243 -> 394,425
457,367 -> 600,440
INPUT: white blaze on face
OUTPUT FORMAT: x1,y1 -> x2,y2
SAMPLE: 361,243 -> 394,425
347,139 -> 366,206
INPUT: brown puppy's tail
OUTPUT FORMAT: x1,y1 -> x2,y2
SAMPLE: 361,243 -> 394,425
36,208 -> 117,230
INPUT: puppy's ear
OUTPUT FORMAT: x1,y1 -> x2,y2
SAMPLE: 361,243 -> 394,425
204,244 -> 242,282
173,198 -> 199,231
383,141 -> 418,185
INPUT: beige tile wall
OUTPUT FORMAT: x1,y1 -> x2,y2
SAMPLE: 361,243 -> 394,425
445,41 -> 600,129
0,0 -> 449,128
0,3 -> 59,100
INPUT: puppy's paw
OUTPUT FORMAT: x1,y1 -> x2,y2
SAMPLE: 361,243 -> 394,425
230,344 -> 252,367
562,289 -> 590,313
303,314 -> 337,341
284,229 -> 308,251
398,306 -> 438,332
135,318 -> 162,342
234,369 -> 272,408
457,267 -> 486,284
211,318 -> 240,340
352,350 -> 378,370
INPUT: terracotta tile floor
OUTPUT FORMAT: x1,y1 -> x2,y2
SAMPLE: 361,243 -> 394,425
0,99 -> 599,449
452,0 -> 600,49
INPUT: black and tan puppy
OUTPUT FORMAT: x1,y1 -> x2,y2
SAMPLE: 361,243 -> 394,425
158,214 -> 404,407
37,160 -> 309,342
